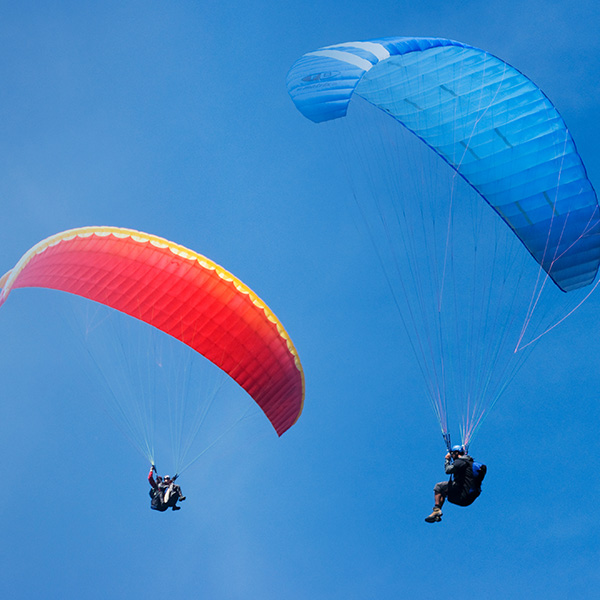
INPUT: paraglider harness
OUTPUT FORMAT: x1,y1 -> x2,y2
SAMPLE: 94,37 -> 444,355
150,487 -> 166,511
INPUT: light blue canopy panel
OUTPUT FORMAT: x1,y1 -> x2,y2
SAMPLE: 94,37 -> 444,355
287,37 -> 600,292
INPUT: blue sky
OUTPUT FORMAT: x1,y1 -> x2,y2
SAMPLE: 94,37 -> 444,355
1,2 -> 599,598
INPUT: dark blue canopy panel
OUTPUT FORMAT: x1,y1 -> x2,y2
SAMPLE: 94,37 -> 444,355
287,37 -> 600,292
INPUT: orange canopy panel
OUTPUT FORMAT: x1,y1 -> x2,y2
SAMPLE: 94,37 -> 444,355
0,227 -> 304,435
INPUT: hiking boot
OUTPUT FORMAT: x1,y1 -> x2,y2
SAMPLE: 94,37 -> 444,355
172,505 -> 181,511
424,506 -> 442,523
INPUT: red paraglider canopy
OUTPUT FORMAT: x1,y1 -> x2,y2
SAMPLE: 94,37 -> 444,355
0,226 -> 304,435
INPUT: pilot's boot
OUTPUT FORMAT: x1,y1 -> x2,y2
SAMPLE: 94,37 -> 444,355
424,506 -> 443,523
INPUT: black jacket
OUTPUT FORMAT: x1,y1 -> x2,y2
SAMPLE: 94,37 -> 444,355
445,454 -> 480,507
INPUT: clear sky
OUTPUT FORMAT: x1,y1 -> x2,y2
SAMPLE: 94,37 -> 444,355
1,2 -> 599,599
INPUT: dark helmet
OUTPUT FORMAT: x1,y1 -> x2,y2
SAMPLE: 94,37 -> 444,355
451,445 -> 465,453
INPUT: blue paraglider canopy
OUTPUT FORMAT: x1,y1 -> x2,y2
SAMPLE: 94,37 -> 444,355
287,36 -> 600,293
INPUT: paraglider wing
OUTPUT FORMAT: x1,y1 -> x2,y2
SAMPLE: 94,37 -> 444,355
287,36 -> 600,292
0,226 -> 304,435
